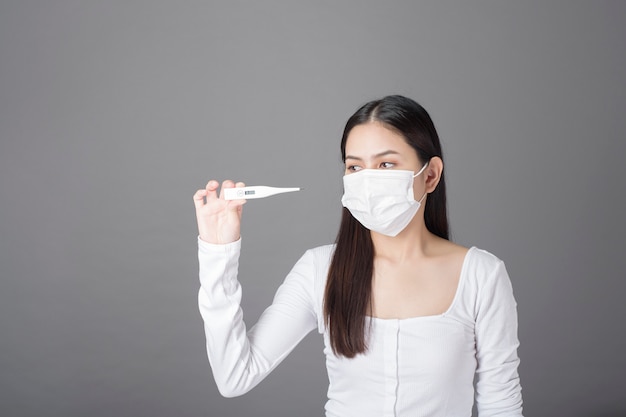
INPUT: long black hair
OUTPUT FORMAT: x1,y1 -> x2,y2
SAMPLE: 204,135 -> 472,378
324,95 -> 449,357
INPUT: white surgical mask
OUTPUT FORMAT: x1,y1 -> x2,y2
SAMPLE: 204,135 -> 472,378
341,162 -> 429,237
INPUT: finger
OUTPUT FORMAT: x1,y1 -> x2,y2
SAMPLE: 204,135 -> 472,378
218,180 -> 236,199
193,189 -> 208,208
204,180 -> 220,201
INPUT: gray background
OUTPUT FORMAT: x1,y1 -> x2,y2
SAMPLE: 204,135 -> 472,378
1,1 -> 624,416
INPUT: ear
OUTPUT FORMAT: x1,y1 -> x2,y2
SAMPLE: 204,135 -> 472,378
424,156 -> 443,193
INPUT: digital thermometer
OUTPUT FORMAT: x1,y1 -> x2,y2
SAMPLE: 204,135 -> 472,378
224,186 -> 301,200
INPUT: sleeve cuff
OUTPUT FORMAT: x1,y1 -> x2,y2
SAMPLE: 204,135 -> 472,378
198,236 -> 242,254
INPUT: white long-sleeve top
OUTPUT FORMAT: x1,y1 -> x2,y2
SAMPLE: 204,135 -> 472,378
198,238 -> 523,416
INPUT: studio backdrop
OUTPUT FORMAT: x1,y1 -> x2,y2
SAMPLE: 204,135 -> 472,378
1,1 -> 625,416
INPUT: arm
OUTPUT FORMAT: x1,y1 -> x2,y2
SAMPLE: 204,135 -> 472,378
198,237 -> 317,397
474,260 -> 524,416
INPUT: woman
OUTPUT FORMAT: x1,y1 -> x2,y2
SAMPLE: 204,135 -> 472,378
193,95 -> 523,416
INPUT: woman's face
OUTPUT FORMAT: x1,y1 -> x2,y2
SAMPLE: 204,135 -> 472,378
344,122 -> 422,175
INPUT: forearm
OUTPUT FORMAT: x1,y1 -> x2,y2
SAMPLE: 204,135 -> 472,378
197,238 -> 317,397
197,238 -> 268,396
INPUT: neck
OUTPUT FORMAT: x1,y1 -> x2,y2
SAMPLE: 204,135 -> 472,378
370,216 -> 436,262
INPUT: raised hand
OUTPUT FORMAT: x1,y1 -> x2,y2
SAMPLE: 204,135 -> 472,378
193,180 -> 246,244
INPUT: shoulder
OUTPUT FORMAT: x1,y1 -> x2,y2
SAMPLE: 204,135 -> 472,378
463,247 -> 516,306
287,244 -> 335,287
299,243 -> 336,269
277,244 -> 335,296
465,247 -> 505,273
462,247 -> 511,294
305,243 -> 336,258
295,244 -> 335,331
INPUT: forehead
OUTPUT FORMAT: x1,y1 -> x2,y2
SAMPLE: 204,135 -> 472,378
345,122 -> 414,156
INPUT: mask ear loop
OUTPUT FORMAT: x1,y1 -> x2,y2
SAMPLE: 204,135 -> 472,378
413,161 -> 430,203
412,161 -> 429,178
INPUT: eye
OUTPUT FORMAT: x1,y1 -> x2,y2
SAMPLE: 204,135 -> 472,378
346,165 -> 362,172
380,162 -> 395,169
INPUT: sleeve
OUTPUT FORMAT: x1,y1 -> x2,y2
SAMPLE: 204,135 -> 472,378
197,237 -> 318,397
474,259 -> 524,416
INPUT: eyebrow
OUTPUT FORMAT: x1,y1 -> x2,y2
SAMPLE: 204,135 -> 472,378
345,150 -> 401,161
